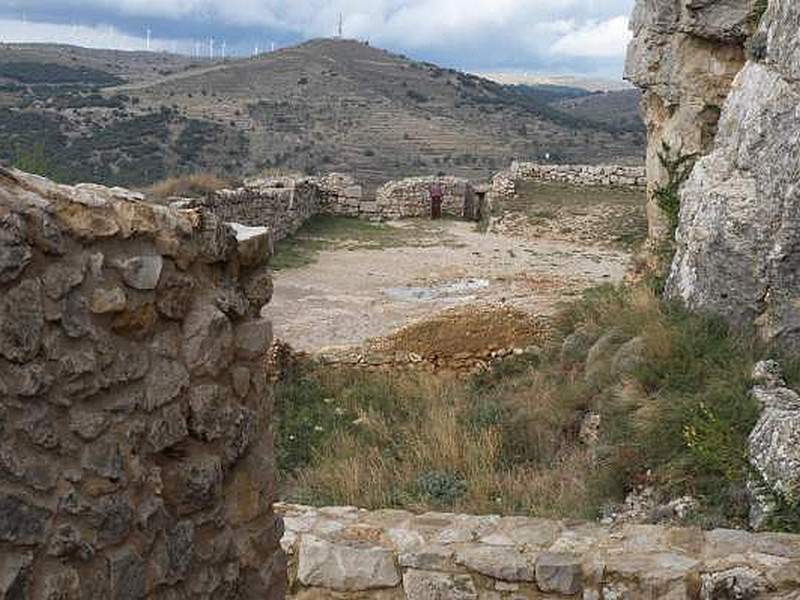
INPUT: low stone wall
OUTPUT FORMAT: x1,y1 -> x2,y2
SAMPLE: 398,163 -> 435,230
375,176 -> 478,220
0,168 -> 285,599
278,503 -> 800,599
493,163 -> 646,198
186,174 -> 482,244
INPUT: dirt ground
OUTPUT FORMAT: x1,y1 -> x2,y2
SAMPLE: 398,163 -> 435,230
264,191 -> 639,353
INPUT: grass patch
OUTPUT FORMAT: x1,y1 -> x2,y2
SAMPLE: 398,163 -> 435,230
503,181 -> 648,249
274,284 -> 793,530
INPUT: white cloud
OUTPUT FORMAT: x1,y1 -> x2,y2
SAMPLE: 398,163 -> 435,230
550,16 -> 631,58
0,18 -> 189,53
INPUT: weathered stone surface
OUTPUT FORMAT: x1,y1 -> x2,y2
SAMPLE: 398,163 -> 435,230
535,553 -> 582,595
666,32 -> 800,349
234,318 -> 273,361
156,272 -> 195,320
748,361 -> 800,528
90,287 -> 127,314
143,359 -> 189,412
147,403 -> 189,452
243,271 -> 273,311
455,545 -> 535,582
0,212 -> 32,283
229,223 -> 272,267
0,551 -> 32,598
61,291 -> 93,338
43,258 -> 85,299
0,279 -> 44,363
182,304 -> 234,376
216,286 -> 249,319
107,548 -> 146,600
625,0 -> 751,246
297,534 -> 401,591
403,569 -> 477,600
115,255 -> 163,290
0,168 -> 284,599
0,493 -> 50,545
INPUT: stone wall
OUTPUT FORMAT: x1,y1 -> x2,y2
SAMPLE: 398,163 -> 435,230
375,176 -> 480,220
0,168 -> 285,599
186,174 -> 482,243
278,503 -> 800,599
492,163 -> 646,198
185,173 -> 366,244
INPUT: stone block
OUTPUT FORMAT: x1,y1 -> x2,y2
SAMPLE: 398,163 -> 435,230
297,534 -> 400,591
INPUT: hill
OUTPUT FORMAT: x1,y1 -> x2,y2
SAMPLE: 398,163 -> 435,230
0,39 -> 645,189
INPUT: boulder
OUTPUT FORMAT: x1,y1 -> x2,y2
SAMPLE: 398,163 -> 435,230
748,361 -> 800,528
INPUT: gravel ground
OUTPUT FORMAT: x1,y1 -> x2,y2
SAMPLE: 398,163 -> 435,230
264,219 -> 631,353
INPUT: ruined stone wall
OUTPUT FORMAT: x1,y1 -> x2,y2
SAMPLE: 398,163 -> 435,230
375,176 -> 476,220
188,178 -> 323,244
278,503 -> 800,599
492,163 -> 646,198
187,174 -> 480,238
0,168 -> 285,599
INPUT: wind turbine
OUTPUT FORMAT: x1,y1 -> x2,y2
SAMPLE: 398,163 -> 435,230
209,37 -> 214,60
146,28 -> 151,51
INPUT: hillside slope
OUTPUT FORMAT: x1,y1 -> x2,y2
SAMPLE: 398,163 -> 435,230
0,39 -> 645,188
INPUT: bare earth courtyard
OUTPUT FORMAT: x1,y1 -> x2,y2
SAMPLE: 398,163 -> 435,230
265,182 -> 645,353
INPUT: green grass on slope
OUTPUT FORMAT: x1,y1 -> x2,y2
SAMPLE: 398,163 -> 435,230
273,284 -> 800,531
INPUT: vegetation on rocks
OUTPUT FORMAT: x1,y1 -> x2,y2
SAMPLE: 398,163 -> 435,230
276,284 -> 799,532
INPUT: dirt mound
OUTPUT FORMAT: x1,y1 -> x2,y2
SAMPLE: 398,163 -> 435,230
370,304 -> 552,358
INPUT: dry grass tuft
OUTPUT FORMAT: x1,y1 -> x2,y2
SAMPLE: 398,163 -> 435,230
275,284 -> 797,530
147,173 -> 234,201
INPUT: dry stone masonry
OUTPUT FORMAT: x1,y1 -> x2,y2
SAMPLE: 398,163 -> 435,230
278,503 -> 800,599
375,176 -> 482,221
182,173 -> 366,244
492,163 -> 646,199
185,174 -> 483,244
0,168 -> 285,599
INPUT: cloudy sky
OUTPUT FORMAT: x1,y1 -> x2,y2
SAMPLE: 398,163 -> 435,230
0,1 -> 635,79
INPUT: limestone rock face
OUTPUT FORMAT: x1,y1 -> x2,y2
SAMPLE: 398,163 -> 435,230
0,167 -> 284,599
625,0 -> 752,245
748,361 -> 800,528
665,0 -> 800,348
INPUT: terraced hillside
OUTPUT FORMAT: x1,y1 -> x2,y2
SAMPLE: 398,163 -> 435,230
0,39 -> 645,189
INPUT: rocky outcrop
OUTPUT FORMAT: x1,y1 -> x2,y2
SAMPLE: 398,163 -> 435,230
664,0 -> 800,348
625,0 -> 755,245
748,361 -> 800,529
0,168 -> 285,598
279,503 -> 800,599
